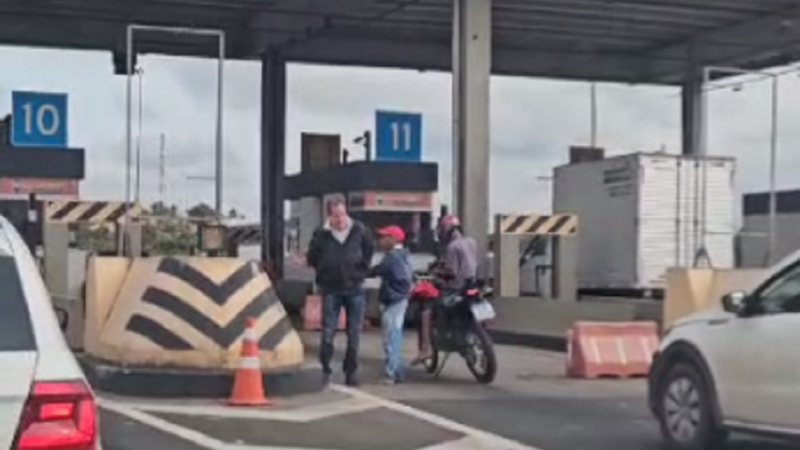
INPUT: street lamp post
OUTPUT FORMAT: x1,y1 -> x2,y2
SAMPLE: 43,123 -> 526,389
589,82 -> 598,148
701,66 -> 779,265
135,66 -> 144,203
124,24 -> 226,255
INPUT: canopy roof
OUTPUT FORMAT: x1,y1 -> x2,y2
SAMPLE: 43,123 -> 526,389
2,0 -> 800,83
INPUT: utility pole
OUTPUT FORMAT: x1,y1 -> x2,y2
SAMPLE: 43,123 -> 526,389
159,133 -> 166,203
590,82 -> 598,148
135,66 -> 144,203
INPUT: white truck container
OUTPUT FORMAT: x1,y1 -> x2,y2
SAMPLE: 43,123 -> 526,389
553,153 -> 736,292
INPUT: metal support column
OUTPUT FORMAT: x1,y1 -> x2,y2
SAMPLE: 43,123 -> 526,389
681,73 -> 703,156
261,52 -> 287,278
452,0 -> 492,275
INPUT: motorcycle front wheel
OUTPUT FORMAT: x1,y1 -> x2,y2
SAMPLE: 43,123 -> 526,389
463,323 -> 497,384
417,309 -> 439,374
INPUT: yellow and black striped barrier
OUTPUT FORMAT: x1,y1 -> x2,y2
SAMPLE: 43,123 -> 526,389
44,200 -> 143,224
227,225 -> 262,246
85,256 -> 303,370
497,214 -> 578,236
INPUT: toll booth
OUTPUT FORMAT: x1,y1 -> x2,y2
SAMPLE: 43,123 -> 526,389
493,214 -> 579,300
284,161 -> 439,255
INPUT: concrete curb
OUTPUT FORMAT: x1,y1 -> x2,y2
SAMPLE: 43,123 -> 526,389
489,329 -> 567,353
79,356 -> 324,398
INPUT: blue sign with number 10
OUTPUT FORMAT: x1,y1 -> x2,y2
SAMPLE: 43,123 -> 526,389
375,111 -> 422,162
11,91 -> 68,149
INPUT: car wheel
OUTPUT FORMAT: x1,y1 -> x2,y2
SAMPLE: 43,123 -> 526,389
657,363 -> 727,450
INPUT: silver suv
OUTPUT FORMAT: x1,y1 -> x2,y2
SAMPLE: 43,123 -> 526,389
650,251 -> 800,449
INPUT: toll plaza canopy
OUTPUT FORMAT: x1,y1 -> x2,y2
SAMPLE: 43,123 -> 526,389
4,0 -> 800,274
2,0 -> 800,84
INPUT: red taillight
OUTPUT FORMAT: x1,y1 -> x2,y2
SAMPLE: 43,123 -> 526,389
465,288 -> 480,296
14,380 -> 97,450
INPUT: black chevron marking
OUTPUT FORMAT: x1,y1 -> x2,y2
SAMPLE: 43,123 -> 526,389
139,286 -> 279,348
126,315 -> 194,350
50,201 -> 80,220
257,289 -> 290,350
258,315 -> 293,351
504,216 -> 528,234
544,215 -> 572,234
76,202 -> 108,222
157,257 -> 255,305
106,204 -> 132,222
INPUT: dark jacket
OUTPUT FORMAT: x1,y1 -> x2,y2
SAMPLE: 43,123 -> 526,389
307,220 -> 374,295
371,247 -> 413,306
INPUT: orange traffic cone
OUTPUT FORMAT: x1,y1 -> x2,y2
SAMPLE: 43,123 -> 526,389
228,318 -> 271,406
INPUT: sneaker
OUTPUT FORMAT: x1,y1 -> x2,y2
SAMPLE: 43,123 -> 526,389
411,354 -> 432,367
381,377 -> 396,386
322,372 -> 331,387
345,373 -> 360,387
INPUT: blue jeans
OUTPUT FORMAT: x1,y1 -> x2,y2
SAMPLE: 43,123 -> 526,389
381,299 -> 409,381
319,292 -> 365,376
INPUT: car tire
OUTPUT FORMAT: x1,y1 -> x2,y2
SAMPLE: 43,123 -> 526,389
657,363 -> 727,450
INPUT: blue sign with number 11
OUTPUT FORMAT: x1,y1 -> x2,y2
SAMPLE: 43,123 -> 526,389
375,111 -> 422,162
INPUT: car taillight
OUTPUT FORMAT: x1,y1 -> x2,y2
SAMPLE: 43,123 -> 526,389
14,380 -> 97,450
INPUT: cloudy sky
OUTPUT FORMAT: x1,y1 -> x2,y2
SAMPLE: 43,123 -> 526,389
0,45 -> 796,220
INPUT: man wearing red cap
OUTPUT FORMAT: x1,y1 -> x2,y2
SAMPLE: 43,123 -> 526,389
370,225 -> 413,384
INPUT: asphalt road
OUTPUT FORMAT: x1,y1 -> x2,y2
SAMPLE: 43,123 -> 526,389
100,336 -> 795,450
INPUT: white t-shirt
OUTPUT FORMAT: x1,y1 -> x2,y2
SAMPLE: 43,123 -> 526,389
325,217 -> 353,243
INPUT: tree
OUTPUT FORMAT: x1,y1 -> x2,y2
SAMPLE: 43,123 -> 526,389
227,208 -> 241,219
187,203 -> 216,219
151,201 -> 176,217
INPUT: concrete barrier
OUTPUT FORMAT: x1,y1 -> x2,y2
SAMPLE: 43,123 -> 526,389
85,256 -> 304,371
663,268 -> 766,329
84,257 -> 131,356
490,296 -> 662,351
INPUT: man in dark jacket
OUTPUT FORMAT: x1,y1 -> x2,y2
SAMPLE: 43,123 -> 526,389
307,198 -> 374,386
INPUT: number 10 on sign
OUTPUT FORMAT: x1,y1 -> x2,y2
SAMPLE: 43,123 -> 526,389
11,91 -> 68,148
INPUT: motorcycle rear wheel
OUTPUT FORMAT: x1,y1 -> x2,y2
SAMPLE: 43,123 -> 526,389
464,323 -> 497,384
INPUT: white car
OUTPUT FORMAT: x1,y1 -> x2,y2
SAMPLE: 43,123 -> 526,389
649,251 -> 800,449
0,217 -> 98,449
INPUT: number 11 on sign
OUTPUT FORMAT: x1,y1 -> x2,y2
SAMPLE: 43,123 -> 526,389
390,122 -> 412,152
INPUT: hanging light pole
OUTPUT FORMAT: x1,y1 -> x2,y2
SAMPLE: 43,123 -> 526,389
124,24 -> 226,254
701,66 -> 779,265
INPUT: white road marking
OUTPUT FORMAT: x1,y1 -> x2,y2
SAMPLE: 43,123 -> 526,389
417,436 -> 518,450
331,385 -> 544,450
100,397 -> 321,450
101,386 -> 546,450
118,396 -> 377,422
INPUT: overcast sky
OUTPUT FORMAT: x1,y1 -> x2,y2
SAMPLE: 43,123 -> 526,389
0,45 -> 797,220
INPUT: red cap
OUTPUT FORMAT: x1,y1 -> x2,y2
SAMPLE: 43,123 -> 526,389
377,225 -> 405,243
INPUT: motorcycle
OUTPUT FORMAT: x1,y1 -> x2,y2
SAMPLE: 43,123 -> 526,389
412,274 -> 498,384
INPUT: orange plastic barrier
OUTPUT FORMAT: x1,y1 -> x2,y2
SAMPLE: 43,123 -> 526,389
302,295 -> 345,331
566,321 -> 659,379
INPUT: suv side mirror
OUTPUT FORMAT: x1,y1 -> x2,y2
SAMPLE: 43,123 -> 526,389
722,291 -> 747,314
54,307 -> 69,332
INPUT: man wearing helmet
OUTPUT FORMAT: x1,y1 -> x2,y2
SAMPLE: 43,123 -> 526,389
436,215 -> 478,290
413,214 -> 478,364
